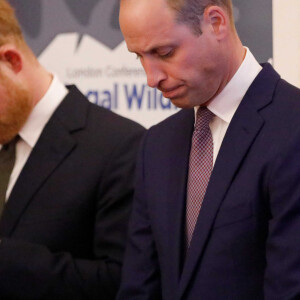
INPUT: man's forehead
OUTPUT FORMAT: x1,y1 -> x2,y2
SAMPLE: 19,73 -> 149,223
120,0 -> 172,16
122,1 -> 170,29
120,6 -> 181,53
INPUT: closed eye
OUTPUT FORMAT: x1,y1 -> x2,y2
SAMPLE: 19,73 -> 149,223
159,49 -> 174,59
155,47 -> 175,60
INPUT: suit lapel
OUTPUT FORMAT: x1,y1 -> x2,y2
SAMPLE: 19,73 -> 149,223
178,64 -> 281,298
164,109 -> 194,288
0,86 -> 88,236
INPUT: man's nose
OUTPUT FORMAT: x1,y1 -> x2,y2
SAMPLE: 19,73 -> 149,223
142,59 -> 166,88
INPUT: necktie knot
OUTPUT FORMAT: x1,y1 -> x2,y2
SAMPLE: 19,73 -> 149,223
194,106 -> 214,132
1,136 -> 19,153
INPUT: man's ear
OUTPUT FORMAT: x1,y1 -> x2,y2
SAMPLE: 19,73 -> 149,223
203,5 -> 229,39
0,45 -> 23,73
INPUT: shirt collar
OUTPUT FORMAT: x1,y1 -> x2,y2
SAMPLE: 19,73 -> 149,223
195,47 -> 262,123
19,74 -> 68,148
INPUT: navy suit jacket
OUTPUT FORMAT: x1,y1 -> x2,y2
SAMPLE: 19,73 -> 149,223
0,86 -> 145,299
118,64 -> 300,300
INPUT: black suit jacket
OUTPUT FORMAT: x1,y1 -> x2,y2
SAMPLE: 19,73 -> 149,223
118,64 -> 300,299
0,86 -> 145,299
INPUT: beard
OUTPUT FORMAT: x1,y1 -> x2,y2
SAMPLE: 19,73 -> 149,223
0,72 -> 33,145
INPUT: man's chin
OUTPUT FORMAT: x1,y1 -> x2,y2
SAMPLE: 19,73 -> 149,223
169,97 -> 194,109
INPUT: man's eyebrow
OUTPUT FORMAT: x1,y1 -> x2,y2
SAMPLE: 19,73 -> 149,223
147,44 -> 174,52
130,44 -> 174,55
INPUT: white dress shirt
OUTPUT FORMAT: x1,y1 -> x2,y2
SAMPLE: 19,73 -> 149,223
195,47 -> 262,165
4,75 -> 68,200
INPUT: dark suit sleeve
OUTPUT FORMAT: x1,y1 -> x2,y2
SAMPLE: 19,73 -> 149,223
0,125 -> 145,300
117,132 -> 162,300
264,133 -> 300,300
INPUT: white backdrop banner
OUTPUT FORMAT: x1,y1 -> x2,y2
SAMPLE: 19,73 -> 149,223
39,34 -> 179,128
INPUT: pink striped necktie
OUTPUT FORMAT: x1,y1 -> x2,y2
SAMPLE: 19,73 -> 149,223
185,106 -> 214,248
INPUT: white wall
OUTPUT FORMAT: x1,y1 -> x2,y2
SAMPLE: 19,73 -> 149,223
273,0 -> 300,88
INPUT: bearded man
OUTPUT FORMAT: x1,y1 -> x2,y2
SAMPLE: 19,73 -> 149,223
0,0 -> 144,299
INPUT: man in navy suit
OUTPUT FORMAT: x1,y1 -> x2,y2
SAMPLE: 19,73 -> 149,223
118,0 -> 300,299
0,0 -> 144,299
